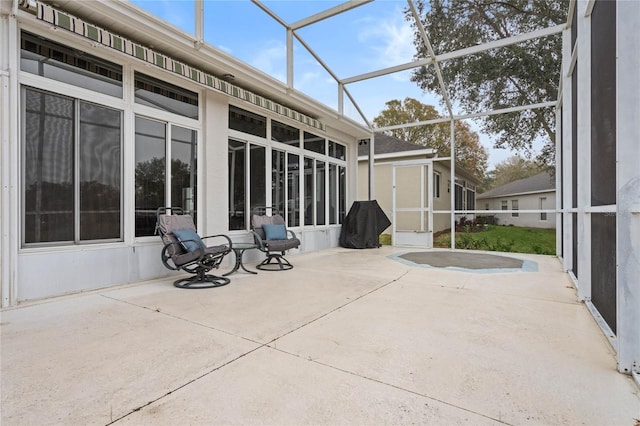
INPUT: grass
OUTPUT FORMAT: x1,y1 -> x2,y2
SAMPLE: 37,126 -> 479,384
434,225 -> 556,255
379,234 -> 392,245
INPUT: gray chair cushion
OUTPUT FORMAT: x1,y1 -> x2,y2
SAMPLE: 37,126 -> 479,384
265,238 -> 300,251
251,214 -> 300,252
158,214 -> 197,257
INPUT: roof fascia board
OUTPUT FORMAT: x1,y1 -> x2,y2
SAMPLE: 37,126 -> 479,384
477,189 -> 556,199
357,149 -> 435,161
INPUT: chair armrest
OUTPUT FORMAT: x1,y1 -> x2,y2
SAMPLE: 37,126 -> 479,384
286,229 -> 297,239
201,234 -> 233,251
251,230 -> 266,251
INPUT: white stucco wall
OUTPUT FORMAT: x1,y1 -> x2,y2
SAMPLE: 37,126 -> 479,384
478,190 -> 556,229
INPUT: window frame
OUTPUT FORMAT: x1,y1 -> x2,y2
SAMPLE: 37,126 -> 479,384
227,103 -> 347,232
540,197 -> 548,221
21,86 -> 124,247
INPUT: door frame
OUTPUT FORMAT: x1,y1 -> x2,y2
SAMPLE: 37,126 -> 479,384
392,159 -> 433,247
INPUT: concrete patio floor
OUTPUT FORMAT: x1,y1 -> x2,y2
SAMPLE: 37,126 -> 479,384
1,247 -> 639,425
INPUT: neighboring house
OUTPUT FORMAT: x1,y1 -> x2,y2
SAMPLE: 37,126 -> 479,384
357,133 -> 481,246
476,172 -> 556,229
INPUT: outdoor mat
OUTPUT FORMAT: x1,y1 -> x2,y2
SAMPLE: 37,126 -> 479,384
392,251 -> 538,273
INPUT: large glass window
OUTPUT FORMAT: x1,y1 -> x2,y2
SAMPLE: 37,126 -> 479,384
228,140 -> 246,230
454,183 -> 464,210
287,154 -> 300,227
329,140 -> 345,160
135,117 -> 197,236
250,145 -> 266,215
272,149 -> 286,214
135,117 -> 165,237
329,164 -> 338,224
304,131 -> 325,154
316,160 -> 326,226
229,105 -> 266,138
171,127 -> 198,216
23,87 -> 122,245
540,197 -> 547,221
227,140 -> 266,229
272,120 -> 299,147
304,157 -> 314,226
134,72 -> 198,119
79,102 -> 123,240
338,166 -> 346,223
466,188 -> 475,210
227,106 -> 346,230
511,200 -> 519,217
21,31 -> 123,98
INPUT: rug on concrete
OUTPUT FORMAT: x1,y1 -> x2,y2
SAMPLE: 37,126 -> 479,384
398,251 -> 524,270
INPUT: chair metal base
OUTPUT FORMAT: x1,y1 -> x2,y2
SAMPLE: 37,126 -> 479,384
256,254 -> 293,271
173,273 -> 230,289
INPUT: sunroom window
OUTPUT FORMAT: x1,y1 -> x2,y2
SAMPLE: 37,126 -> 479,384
21,31 -> 123,98
134,117 -> 198,236
134,72 -> 199,119
23,87 -> 123,245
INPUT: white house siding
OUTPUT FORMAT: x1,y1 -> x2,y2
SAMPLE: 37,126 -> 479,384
479,190 -> 556,229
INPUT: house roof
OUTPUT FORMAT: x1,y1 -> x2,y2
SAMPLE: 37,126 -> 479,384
477,171 -> 555,199
357,133 -> 428,156
357,132 -> 481,185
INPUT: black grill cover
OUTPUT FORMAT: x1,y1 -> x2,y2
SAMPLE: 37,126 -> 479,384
339,200 -> 391,249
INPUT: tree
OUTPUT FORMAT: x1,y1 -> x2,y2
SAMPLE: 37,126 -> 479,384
483,155 -> 543,191
407,0 -> 568,167
373,97 -> 488,178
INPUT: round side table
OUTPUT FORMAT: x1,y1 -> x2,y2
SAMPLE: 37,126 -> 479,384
224,242 -> 258,276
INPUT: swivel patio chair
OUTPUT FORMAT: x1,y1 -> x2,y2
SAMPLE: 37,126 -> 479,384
251,209 -> 301,271
156,207 -> 232,288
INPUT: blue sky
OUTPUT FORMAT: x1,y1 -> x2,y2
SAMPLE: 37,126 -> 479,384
129,0 -> 522,168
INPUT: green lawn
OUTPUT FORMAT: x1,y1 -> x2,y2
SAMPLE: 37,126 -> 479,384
433,225 -> 556,255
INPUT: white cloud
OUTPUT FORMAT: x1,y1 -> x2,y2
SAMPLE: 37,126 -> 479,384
357,7 -> 416,81
248,41 -> 287,81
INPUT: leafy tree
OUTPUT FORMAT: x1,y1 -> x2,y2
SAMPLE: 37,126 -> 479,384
373,97 -> 488,178
483,154 -> 543,191
407,0 -> 568,167
135,157 -> 193,209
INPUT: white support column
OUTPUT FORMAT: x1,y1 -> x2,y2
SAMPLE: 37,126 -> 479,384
576,0 -> 591,299
616,0 -> 640,378
0,10 -> 18,307
368,133 -> 375,200
555,107 -> 563,258
449,120 -> 455,250
562,28 -> 574,277
286,29 -> 293,88
194,0 -> 204,45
